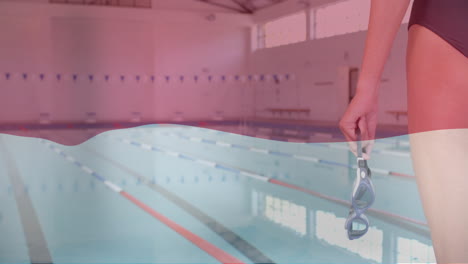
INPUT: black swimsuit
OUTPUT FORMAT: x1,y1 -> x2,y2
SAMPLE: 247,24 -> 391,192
408,0 -> 468,58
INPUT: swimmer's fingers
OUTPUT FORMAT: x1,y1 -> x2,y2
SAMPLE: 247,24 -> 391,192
363,114 -> 378,160
355,116 -> 369,158
357,116 -> 369,142
339,120 -> 358,156
362,140 -> 375,160
347,140 -> 358,157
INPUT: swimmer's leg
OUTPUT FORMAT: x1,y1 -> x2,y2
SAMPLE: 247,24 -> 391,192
407,24 -> 468,264
410,130 -> 468,263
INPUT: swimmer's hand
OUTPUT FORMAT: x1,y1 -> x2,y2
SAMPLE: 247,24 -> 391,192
339,90 -> 378,160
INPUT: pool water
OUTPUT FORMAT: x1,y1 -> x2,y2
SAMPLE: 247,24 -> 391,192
0,124 -> 435,264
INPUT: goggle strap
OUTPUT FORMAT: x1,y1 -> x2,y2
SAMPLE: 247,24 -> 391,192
358,159 -> 367,168
356,128 -> 364,157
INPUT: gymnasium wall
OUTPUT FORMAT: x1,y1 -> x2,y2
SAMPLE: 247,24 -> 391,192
250,0 -> 411,126
250,26 -> 409,126
0,0 -> 411,127
0,1 -> 252,123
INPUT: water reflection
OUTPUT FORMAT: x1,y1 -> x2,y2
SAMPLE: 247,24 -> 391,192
316,210 -> 383,262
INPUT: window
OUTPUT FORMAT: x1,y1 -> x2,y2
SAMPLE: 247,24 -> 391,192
254,0 -> 415,49
263,194 -> 307,235
315,210 -> 383,262
263,11 -> 307,48
49,0 -> 152,9
315,0 -> 414,39
315,0 -> 370,39
397,237 -> 436,263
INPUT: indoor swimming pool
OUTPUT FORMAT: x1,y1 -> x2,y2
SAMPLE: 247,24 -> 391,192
0,124 -> 434,264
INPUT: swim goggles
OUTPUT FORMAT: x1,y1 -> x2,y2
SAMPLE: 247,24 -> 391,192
344,129 -> 376,240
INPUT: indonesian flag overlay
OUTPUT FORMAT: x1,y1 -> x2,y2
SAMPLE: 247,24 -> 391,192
0,2 -> 460,264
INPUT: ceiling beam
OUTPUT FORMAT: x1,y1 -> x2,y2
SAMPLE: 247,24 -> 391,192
194,0 -> 248,13
262,0 -> 288,10
230,0 -> 254,14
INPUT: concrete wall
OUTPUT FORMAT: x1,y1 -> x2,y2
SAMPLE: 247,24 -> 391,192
0,0 -> 413,126
0,1 -> 252,123
250,0 -> 413,126
249,26 -> 410,125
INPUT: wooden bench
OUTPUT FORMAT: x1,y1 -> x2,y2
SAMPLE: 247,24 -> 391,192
387,110 -> 408,121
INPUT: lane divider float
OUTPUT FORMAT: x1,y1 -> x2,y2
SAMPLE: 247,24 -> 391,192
111,136 -> 428,229
144,130 -> 414,179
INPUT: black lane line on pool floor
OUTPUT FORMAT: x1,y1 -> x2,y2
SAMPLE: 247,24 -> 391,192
83,146 -> 276,264
0,138 -> 53,264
